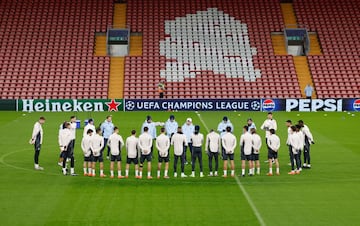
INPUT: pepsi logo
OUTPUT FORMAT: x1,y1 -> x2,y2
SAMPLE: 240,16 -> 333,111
353,99 -> 360,111
262,99 -> 275,112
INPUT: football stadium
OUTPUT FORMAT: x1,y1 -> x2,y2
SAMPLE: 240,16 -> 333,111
1,0 -> 360,226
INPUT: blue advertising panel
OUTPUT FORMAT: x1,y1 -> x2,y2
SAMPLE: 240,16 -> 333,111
124,99 -> 262,111
342,98 -> 360,111
261,99 -> 286,112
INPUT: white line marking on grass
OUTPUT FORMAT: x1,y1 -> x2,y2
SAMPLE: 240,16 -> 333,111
196,112 -> 266,226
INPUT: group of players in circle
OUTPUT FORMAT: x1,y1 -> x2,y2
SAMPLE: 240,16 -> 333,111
30,112 -> 314,179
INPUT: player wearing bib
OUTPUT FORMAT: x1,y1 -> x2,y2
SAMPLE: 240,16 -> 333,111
205,129 -> 220,176
91,128 -> 105,177
266,129 -> 280,176
81,129 -> 94,176
125,130 -> 140,178
171,127 -> 188,178
108,127 -> 125,179
240,126 -> 254,177
139,127 -> 153,179
156,128 -> 170,179
221,126 -> 237,177
251,128 -> 262,175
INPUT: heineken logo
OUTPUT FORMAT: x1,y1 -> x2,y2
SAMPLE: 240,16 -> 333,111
20,99 -> 123,112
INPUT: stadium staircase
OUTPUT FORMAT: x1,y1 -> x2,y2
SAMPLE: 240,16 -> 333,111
108,3 -> 143,99
280,2 -> 317,98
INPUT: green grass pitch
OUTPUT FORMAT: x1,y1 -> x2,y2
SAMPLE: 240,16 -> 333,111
0,110 -> 360,226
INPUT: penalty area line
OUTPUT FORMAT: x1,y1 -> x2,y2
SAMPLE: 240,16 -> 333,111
195,111 -> 266,226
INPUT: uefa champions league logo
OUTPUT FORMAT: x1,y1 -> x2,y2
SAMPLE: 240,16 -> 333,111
251,101 -> 261,111
125,101 -> 135,111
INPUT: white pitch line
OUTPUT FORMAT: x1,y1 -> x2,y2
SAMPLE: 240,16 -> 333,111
195,112 -> 266,226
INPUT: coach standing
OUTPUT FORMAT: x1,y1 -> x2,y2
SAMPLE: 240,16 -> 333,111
30,116 -> 45,170
100,115 -> 114,160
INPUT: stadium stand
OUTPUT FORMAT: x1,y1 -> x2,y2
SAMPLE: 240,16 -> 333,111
294,0 -> 360,98
1,0 -> 359,100
0,0 -> 112,99
124,0 -> 302,99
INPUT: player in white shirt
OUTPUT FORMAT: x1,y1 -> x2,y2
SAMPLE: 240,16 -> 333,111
156,128 -> 170,179
285,120 -> 295,167
81,129 -> 94,176
287,126 -> 302,175
221,126 -> 236,177
181,118 -> 194,164
59,122 -> 77,176
57,121 -> 67,167
108,127 -> 125,179
240,126 -> 254,176
91,128 -> 105,177
125,130 -> 140,179
251,128 -> 262,175
30,116 -> 45,170
205,129 -> 221,176
266,129 -> 280,176
298,120 -> 315,168
165,115 -> 178,138
138,126 -> 153,179
190,125 -> 204,177
68,116 -> 77,161
171,127 -> 188,178
260,112 -> 277,163
83,118 -> 95,137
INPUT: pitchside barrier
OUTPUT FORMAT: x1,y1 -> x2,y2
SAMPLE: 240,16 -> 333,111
0,98 -> 358,112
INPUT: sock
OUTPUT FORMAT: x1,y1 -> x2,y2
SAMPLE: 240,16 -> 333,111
276,168 -> 280,174
83,168 -> 87,174
257,167 -> 260,174
62,168 -> 67,174
269,168 -> 273,174
135,170 -> 139,176
241,169 -> 245,175
140,171 -> 143,177
164,170 -> 168,177
147,171 -> 151,177
231,170 -> 234,176
191,171 -> 195,176
209,171 -> 213,176
70,168 -> 74,174
125,169 -> 129,176
248,169 -> 251,175
100,170 -> 104,175
214,171 -> 218,175
223,170 -> 227,176
88,168 -> 92,174
92,169 -> 95,175
157,170 -> 160,177
110,170 -> 114,177
200,172 -> 204,176
118,170 -> 121,176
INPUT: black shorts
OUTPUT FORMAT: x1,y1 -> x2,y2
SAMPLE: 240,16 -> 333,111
84,155 -> 93,162
268,150 -> 278,159
252,153 -> 259,161
223,153 -> 234,160
126,157 -> 139,164
241,154 -> 253,161
93,156 -> 104,162
111,154 -> 121,162
140,154 -> 152,164
158,153 -> 170,163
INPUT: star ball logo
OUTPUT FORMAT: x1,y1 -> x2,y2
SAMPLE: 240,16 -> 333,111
251,101 -> 261,111
262,99 -> 275,112
125,101 -> 136,111
353,99 -> 360,111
